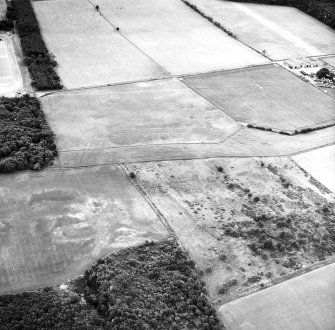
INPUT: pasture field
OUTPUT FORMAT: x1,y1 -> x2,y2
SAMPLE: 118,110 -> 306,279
219,263 -> 335,330
57,126 -> 335,168
293,145 -> 335,193
95,0 -> 268,75
126,158 -> 335,304
183,65 -> 335,132
0,165 -> 167,294
189,0 -> 335,60
33,0 -> 168,89
41,78 -> 241,151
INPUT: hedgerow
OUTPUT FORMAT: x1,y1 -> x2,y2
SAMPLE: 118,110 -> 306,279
0,95 -> 57,173
229,0 -> 335,29
11,0 -> 62,90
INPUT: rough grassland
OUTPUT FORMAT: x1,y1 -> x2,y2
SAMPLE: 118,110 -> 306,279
188,0 -> 335,60
184,65 -> 335,132
126,158 -> 335,305
219,263 -> 335,330
95,0 -> 268,75
33,0 -> 168,89
293,145 -> 335,193
40,79 -> 241,151
0,165 -> 167,294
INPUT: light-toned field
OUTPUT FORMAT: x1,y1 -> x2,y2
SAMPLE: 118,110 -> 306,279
0,0 -> 6,19
126,158 -> 335,305
0,166 -> 168,294
95,0 -> 268,75
324,56 -> 335,67
219,263 -> 335,330
293,145 -> 335,193
0,35 -> 22,96
184,65 -> 335,132
33,0 -> 168,89
189,0 -> 335,60
57,126 -> 335,167
41,79 -> 241,150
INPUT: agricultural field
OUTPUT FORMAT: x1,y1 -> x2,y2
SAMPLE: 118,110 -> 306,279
188,0 -> 335,60
57,125 -> 335,168
219,263 -> 335,330
94,0 -> 268,75
293,145 -> 335,194
183,65 -> 335,132
0,36 -> 22,96
40,78 -> 241,151
126,158 -> 335,304
0,165 -> 168,294
32,0 -> 168,89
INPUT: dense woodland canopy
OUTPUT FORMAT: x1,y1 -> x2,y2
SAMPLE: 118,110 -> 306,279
229,0 -> 335,28
0,95 -> 57,172
0,240 -> 222,330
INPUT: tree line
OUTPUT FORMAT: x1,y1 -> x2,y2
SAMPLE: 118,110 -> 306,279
8,0 -> 62,90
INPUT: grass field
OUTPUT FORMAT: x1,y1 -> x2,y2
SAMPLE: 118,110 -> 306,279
0,166 -> 167,294
188,0 -> 335,60
184,65 -> 335,132
219,263 -> 335,330
33,0 -> 168,89
41,79 -> 241,151
126,158 -> 335,304
95,0 -> 268,75
293,145 -> 335,193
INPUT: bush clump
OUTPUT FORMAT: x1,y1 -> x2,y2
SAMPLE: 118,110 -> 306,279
82,239 -> 222,329
11,0 -> 62,90
0,95 -> 57,173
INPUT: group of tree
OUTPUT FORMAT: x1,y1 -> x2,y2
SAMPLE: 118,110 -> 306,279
229,0 -> 335,28
0,95 -> 57,173
0,239 -> 223,329
8,0 -> 62,90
